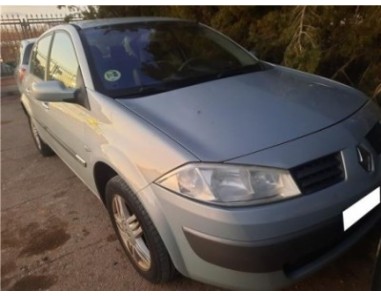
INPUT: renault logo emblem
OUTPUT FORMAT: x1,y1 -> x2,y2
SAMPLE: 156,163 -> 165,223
357,146 -> 373,172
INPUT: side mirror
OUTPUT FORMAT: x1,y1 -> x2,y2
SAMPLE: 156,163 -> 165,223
31,80 -> 77,103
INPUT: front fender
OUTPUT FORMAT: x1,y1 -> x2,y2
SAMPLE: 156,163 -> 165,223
94,145 -> 150,195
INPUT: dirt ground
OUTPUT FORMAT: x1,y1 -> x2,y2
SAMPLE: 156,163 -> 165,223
1,94 -> 380,291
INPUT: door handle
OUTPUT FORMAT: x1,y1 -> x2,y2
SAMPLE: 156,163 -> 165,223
41,102 -> 50,110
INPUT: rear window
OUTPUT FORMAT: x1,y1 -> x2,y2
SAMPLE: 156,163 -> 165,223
30,35 -> 52,80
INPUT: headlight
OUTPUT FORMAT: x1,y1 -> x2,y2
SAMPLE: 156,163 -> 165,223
156,163 -> 301,206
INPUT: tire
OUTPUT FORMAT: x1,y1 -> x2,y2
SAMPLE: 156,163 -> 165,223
29,118 -> 55,157
105,175 -> 176,283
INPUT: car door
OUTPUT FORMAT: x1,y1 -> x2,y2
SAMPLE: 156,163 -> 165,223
26,34 -> 54,145
42,30 -> 92,185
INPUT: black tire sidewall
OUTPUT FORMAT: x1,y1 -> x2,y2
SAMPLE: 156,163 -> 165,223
105,176 -> 165,283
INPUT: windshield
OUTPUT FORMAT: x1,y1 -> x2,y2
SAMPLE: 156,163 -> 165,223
81,21 -> 260,97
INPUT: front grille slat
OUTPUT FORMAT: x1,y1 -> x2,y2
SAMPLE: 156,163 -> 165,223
292,157 -> 341,179
291,152 -> 344,195
298,167 -> 343,188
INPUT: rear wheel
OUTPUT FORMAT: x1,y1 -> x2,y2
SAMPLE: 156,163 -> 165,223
105,176 -> 176,283
29,118 -> 54,157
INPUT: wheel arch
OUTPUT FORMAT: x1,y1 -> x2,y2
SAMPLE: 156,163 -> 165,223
92,160 -> 185,274
93,161 -> 119,205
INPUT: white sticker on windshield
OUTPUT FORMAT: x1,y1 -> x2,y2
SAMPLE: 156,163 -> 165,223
104,70 -> 121,82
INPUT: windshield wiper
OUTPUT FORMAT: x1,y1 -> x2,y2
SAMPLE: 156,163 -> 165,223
216,63 -> 263,79
118,84 -> 173,98
114,63 -> 266,99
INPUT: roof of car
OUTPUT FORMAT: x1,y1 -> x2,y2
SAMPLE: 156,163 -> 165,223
71,17 -> 187,29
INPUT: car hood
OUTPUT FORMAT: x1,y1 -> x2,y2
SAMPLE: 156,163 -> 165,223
117,64 -> 368,161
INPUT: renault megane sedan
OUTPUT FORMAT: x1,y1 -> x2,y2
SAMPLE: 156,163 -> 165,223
20,17 -> 381,290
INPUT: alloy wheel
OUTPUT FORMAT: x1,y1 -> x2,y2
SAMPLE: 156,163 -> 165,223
112,194 -> 151,271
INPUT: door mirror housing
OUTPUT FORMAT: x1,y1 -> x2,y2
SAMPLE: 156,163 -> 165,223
31,80 -> 78,103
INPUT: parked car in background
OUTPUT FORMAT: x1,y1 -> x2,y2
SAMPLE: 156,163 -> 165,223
21,18 -> 381,290
14,38 -> 36,92
1,60 -> 15,77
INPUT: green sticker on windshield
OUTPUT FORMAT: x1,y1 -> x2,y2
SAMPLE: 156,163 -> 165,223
104,70 -> 121,82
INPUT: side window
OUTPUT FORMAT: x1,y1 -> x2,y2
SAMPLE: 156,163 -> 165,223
23,43 -> 34,65
15,44 -> 22,66
30,35 -> 52,80
48,32 -> 79,88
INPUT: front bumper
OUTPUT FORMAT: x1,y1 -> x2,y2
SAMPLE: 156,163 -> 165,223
183,202 -> 380,277
148,181 -> 380,290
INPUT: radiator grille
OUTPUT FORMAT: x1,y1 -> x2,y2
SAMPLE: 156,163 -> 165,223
291,153 -> 345,195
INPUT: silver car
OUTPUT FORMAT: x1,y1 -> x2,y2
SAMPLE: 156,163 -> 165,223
21,17 -> 381,290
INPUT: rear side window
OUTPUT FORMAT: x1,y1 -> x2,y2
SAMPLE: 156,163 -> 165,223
22,43 -> 34,65
48,32 -> 79,88
30,35 -> 52,80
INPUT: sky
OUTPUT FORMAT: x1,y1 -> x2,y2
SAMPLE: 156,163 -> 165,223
0,5 -> 71,17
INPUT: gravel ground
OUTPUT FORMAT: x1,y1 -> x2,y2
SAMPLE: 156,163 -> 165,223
1,94 -> 379,290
